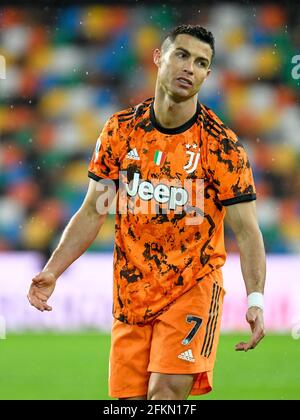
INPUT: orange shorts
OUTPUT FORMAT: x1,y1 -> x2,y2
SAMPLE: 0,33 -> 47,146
109,269 -> 225,399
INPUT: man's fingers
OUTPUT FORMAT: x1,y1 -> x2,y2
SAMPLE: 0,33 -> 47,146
28,295 -> 44,311
235,341 -> 254,351
28,294 -> 44,311
27,290 -> 52,312
30,299 -> 51,312
28,287 -> 46,302
235,328 -> 265,352
28,272 -> 56,312
235,342 -> 248,351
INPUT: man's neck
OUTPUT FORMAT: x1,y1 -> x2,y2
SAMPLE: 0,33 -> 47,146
153,89 -> 198,129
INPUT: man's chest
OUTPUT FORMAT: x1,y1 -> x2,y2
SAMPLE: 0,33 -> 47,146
118,129 -> 206,215
119,129 -> 204,181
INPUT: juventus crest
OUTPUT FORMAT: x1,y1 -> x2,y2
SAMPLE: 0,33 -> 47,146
183,143 -> 200,174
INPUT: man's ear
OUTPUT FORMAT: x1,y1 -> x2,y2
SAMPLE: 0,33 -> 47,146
204,68 -> 211,81
153,48 -> 161,67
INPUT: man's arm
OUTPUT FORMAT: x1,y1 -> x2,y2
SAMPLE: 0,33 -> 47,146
224,200 -> 266,351
27,179 -> 117,312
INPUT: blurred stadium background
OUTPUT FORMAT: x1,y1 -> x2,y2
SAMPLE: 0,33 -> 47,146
0,0 -> 299,400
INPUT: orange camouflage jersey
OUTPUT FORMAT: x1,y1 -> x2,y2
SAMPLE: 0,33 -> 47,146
88,97 -> 256,325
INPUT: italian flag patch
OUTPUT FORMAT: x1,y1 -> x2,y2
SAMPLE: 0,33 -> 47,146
154,150 -> 167,166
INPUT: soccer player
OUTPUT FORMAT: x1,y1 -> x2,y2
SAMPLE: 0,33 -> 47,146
28,25 -> 266,400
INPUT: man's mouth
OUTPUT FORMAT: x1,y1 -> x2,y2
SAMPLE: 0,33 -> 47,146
177,77 -> 193,87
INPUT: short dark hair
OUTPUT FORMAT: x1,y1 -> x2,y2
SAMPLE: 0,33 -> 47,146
163,24 -> 215,61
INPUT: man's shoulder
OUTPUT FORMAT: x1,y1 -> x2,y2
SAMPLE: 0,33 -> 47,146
112,97 -> 153,126
200,103 -> 237,142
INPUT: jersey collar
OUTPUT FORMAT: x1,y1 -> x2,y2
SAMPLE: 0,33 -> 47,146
150,100 -> 201,135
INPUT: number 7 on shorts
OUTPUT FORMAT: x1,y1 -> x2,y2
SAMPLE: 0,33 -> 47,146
182,315 -> 203,345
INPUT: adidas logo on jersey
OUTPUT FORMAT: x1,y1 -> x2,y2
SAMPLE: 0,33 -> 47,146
177,349 -> 195,363
126,148 -> 140,160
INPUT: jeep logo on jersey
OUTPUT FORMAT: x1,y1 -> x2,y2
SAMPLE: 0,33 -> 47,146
184,144 -> 200,174
125,173 -> 188,210
95,173 -> 205,225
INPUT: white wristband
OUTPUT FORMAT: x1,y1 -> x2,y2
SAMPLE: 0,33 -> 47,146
248,292 -> 264,310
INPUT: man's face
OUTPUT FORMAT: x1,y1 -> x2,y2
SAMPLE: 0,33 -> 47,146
154,34 -> 212,101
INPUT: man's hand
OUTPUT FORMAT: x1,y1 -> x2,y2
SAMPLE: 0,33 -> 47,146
27,271 -> 57,312
235,307 -> 265,352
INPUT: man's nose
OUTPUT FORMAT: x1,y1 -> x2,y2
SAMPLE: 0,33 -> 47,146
183,61 -> 193,75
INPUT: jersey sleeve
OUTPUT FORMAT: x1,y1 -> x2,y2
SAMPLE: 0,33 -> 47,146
208,129 -> 256,206
88,114 -> 119,181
